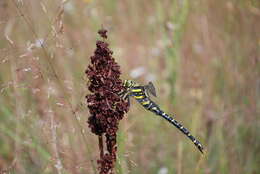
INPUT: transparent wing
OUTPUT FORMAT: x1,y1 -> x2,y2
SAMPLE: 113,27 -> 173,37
145,81 -> 157,97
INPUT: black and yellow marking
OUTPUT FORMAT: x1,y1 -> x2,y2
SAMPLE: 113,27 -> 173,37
122,80 -> 204,154
131,88 -> 142,92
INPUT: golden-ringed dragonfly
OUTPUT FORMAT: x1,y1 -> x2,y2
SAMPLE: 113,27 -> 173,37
119,80 -> 204,154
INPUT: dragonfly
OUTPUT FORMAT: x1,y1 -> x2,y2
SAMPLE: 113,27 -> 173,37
119,80 -> 204,154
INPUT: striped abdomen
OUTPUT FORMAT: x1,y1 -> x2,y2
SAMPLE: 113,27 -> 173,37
130,86 -> 204,153
158,112 -> 204,153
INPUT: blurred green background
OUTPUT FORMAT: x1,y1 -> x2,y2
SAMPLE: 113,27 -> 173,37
0,0 -> 259,174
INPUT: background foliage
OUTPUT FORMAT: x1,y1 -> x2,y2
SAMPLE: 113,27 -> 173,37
0,0 -> 259,174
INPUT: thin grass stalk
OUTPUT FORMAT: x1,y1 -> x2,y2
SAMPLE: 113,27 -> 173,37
10,1 -> 97,173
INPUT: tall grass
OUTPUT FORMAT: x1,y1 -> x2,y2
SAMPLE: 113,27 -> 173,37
0,0 -> 259,174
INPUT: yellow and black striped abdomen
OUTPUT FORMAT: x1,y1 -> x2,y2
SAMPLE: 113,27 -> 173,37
129,85 -> 204,153
159,112 -> 204,153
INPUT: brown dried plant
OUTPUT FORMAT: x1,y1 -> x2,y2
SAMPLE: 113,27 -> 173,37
85,29 -> 129,174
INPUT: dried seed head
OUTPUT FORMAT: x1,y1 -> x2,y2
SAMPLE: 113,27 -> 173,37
98,29 -> 108,39
86,29 -> 128,174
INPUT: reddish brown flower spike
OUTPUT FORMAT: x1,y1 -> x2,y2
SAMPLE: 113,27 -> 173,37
86,29 -> 129,174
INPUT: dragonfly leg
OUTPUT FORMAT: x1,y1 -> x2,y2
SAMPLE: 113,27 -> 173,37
127,95 -> 131,107
121,94 -> 131,107
118,90 -> 131,107
118,90 -> 125,97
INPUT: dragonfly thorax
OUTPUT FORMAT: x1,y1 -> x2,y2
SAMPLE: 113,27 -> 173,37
123,80 -> 138,89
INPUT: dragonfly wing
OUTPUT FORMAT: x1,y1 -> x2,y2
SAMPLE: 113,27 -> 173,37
145,82 -> 157,97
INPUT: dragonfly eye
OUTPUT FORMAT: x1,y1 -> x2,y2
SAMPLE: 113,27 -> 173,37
123,80 -> 127,87
123,80 -> 132,88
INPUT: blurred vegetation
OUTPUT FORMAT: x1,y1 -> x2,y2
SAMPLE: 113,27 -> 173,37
0,0 -> 259,174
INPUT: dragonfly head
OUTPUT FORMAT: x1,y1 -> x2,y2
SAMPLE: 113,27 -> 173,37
123,80 -> 136,89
